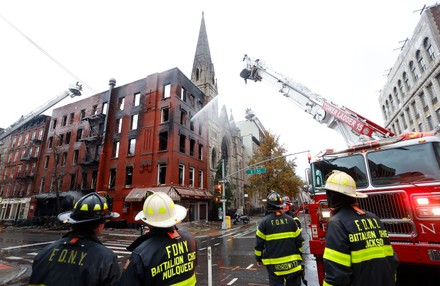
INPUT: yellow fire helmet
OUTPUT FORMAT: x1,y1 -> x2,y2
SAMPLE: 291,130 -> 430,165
324,171 -> 368,198
135,192 -> 187,228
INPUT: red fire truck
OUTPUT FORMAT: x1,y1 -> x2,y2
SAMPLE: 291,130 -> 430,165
241,55 -> 440,284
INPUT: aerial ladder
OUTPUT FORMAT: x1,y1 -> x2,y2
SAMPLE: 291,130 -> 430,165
240,54 -> 394,147
0,82 -> 82,143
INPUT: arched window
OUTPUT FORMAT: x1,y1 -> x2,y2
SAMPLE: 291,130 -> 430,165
382,105 -> 387,120
409,61 -> 419,81
388,94 -> 394,111
398,80 -> 404,97
424,37 -> 436,62
393,87 -> 400,106
416,50 -> 426,73
403,72 -> 411,90
196,68 -> 200,81
385,100 -> 390,113
211,147 -> 217,167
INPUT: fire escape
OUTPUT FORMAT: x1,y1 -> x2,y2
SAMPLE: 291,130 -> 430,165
79,113 -> 105,192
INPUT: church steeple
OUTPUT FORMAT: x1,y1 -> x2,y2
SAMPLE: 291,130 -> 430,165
191,12 -> 218,102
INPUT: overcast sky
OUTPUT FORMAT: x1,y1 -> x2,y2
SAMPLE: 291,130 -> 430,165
1,0 -> 438,177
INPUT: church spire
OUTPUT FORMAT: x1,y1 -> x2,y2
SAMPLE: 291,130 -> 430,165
191,12 -> 218,101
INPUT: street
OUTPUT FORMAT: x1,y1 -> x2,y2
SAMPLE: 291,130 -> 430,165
0,214 -> 318,285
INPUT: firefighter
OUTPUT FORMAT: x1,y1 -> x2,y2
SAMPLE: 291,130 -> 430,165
29,192 -> 121,286
118,191 -> 197,286
255,191 -> 304,286
282,195 -> 302,229
323,171 -> 398,286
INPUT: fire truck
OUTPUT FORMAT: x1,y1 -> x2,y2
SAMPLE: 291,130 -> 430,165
240,55 -> 440,284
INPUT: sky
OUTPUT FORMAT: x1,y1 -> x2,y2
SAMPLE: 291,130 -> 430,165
1,0 -> 439,178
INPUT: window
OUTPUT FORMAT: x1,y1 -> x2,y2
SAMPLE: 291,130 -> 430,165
58,134 -> 64,146
393,87 -> 400,106
73,150 -> 79,164
109,168 -> 116,189
161,107 -> 170,123
427,83 -> 437,103
128,138 -> 136,156
62,115 -> 67,126
76,129 -> 83,141
39,177 -> 45,193
180,87 -> 187,102
81,172 -> 87,190
35,146 -> 40,157
24,133 -> 29,145
190,95 -> 195,108
44,155 -> 50,169
47,136 -> 53,148
190,139 -> 195,156
92,105 -> 98,115
198,123 -> 202,136
416,50 -> 426,73
403,72 -> 411,90
164,84 -> 171,99
115,118 -> 122,133
159,131 -> 168,150
424,37 -> 436,62
38,129 -> 43,140
198,170 -> 203,188
61,152 -> 67,166
179,164 -> 185,185
69,113 -> 74,124
199,144 -> 204,160
80,109 -> 86,120
102,102 -> 108,115
189,167 -> 195,187
179,134 -> 186,153
158,164 -> 167,185
69,174 -> 76,190
65,132 -> 71,144
419,92 -> 428,111
130,114 -> 138,130
52,119 -> 57,129
409,61 -> 419,81
180,110 -> 187,125
134,92 -> 140,106
112,141 -> 120,158
190,120 -> 194,131
388,94 -> 393,111
428,116 -> 434,130
125,166 -> 133,186
118,97 -> 125,110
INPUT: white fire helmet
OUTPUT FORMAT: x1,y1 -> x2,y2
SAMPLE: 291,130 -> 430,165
324,171 -> 368,198
135,192 -> 187,228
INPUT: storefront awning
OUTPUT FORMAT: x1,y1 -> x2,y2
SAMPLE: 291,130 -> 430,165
34,191 -> 82,201
125,187 -> 181,202
174,188 -> 213,200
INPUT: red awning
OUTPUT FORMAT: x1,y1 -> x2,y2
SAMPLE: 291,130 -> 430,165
174,187 -> 213,200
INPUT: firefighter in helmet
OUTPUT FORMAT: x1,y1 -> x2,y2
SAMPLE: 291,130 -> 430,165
255,191 -> 304,286
282,195 -> 302,230
29,192 -> 121,286
323,171 -> 398,286
118,191 -> 197,286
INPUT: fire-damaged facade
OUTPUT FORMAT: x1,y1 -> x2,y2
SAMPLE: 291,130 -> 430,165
30,69 -> 210,223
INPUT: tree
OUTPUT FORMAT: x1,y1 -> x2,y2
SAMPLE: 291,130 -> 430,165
248,130 -> 303,200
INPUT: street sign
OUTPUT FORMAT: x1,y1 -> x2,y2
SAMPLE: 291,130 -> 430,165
245,167 -> 266,175
220,198 -> 227,203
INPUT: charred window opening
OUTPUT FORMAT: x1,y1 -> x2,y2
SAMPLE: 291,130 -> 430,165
190,139 -> 195,156
125,166 -> 133,187
109,168 -> 116,189
179,164 -> 185,186
161,107 -> 169,123
158,164 -> 167,185
159,131 -> 168,151
179,134 -> 186,153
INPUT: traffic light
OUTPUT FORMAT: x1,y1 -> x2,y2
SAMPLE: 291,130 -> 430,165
216,183 -> 222,195
215,196 -> 220,203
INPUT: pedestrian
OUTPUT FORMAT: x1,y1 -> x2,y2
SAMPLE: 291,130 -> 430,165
255,191 -> 305,286
28,192 -> 121,286
323,171 -> 398,286
282,196 -> 302,229
118,191 -> 197,286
